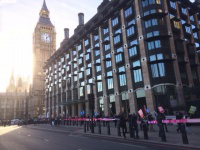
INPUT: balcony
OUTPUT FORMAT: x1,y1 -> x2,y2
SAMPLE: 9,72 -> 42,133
141,10 -> 167,21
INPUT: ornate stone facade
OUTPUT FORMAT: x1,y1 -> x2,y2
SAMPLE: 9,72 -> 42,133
29,0 -> 56,118
0,71 -> 30,120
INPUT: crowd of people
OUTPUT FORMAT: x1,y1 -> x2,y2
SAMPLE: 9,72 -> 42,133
111,109 -> 192,139
0,120 -> 11,127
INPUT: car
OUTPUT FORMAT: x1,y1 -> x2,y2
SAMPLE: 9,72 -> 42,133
11,119 -> 20,125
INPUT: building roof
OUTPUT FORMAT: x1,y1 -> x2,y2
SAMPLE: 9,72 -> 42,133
38,16 -> 53,26
38,0 -> 53,26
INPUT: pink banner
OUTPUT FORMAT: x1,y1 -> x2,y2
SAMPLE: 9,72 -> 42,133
64,117 -> 200,124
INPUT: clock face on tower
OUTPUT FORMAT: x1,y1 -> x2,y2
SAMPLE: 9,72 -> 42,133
41,33 -> 51,43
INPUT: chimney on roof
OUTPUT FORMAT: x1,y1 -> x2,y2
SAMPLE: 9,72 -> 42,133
64,28 -> 69,39
78,13 -> 84,25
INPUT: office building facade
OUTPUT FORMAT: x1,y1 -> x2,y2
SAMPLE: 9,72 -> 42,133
44,0 -> 200,118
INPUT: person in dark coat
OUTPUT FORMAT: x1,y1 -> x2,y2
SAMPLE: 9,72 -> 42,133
176,111 -> 183,132
132,114 -> 139,139
160,113 -> 168,132
120,114 -> 127,138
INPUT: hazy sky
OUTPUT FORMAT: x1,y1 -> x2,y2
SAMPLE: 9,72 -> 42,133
0,0 -> 102,92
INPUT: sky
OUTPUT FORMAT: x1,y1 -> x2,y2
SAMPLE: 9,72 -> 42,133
0,0 -> 102,92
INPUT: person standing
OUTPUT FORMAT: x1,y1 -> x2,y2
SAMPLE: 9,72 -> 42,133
160,113 -> 168,132
176,111 -> 183,132
120,114 -> 127,138
147,113 -> 155,132
132,114 -> 139,139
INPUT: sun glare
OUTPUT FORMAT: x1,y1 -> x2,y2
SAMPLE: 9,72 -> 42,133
0,4 -> 33,92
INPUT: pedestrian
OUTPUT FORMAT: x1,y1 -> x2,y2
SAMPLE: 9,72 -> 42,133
185,113 -> 192,133
141,116 -> 148,139
132,113 -> 139,139
120,113 -> 127,138
157,113 -> 163,137
55,116 -> 58,126
147,113 -> 155,132
160,113 -> 168,132
128,113 -> 133,137
176,111 -> 183,132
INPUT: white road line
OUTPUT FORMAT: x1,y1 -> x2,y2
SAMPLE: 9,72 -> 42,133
45,139 -> 49,142
102,140 -> 146,149
28,135 -> 31,137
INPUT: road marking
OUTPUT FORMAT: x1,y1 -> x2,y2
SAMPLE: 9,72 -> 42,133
18,132 -> 20,133
102,140 -> 146,149
45,139 -> 49,142
28,135 -> 31,137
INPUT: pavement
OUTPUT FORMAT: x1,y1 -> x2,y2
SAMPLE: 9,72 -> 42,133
0,123 -> 200,150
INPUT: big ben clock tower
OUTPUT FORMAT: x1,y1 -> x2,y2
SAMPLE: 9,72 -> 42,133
30,0 -> 56,117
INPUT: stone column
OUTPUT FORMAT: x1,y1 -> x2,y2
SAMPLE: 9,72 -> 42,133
90,33 -> 100,114
108,18 -> 122,115
78,103 -> 82,117
85,101 -> 90,116
175,4 -> 196,100
103,96 -> 110,116
71,104 -> 75,117
135,0 -> 155,113
99,26 -> 110,116
120,8 -> 137,114
193,14 -> 200,82
163,0 -> 185,107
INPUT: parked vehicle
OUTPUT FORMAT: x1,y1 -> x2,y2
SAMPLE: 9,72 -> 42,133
11,119 -> 20,125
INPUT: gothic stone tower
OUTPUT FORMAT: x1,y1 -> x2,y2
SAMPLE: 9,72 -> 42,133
31,0 -> 56,117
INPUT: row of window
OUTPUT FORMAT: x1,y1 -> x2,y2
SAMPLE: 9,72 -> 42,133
142,0 -> 161,7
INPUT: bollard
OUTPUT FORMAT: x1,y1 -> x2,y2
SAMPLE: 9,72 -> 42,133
84,121 -> 86,133
129,123 -> 133,138
117,120 -> 121,137
143,123 -> 148,140
76,120 -> 78,126
180,124 -> 189,144
103,121 -> 105,127
107,121 -> 110,135
159,124 -> 166,142
98,120 -> 101,134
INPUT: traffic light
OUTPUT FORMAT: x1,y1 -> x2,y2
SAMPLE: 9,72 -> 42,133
88,93 -> 94,110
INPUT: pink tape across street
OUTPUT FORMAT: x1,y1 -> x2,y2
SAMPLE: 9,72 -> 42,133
63,118 -> 200,124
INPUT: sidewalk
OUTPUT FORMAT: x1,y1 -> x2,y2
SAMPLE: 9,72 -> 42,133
28,123 -> 200,149
67,122 -> 200,149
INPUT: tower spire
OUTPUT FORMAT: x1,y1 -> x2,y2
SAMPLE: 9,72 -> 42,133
10,69 -> 15,86
41,0 -> 49,13
38,0 -> 53,26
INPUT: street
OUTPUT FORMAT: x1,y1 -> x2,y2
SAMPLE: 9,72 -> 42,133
0,125 -> 198,150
